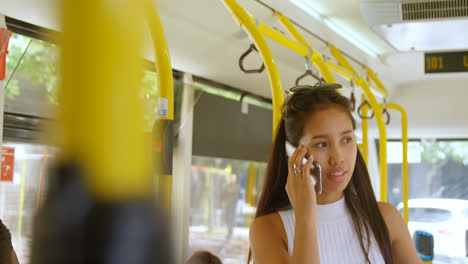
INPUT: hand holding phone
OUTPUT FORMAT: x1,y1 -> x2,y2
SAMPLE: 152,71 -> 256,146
285,141 -> 322,195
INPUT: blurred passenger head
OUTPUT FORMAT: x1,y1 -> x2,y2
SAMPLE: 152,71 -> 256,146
187,250 -> 222,264
231,174 -> 237,184
251,83 -> 393,264
0,219 -> 19,264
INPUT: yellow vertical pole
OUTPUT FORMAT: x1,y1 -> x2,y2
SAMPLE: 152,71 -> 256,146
276,13 -> 335,84
222,0 -> 284,136
361,94 -> 369,165
61,0 -> 149,200
206,171 -> 212,232
227,165 -> 233,180
143,0 -> 173,121
388,104 -> 409,224
245,163 -> 257,226
144,0 -> 174,210
329,44 -> 388,201
17,153 -> 26,248
246,163 -> 257,206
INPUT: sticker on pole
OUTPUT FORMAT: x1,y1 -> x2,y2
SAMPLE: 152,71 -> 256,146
152,140 -> 163,153
1,147 -> 15,182
158,97 -> 169,118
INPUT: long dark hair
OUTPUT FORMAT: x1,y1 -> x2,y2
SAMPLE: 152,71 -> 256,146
0,219 -> 14,263
248,85 -> 393,263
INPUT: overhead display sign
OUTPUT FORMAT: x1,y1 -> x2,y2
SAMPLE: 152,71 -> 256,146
425,51 -> 468,73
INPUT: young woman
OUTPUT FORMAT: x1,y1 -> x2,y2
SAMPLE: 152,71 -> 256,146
249,84 -> 421,264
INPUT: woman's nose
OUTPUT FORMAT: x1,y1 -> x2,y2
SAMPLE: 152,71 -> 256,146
328,145 -> 344,166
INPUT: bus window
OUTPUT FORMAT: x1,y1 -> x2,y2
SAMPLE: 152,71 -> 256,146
189,156 -> 266,263
387,140 -> 468,262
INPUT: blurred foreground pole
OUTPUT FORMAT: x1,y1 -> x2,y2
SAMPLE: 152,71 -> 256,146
0,17 -> 12,159
31,0 -> 173,263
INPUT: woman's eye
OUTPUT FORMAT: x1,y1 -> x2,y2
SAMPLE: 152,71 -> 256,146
344,137 -> 353,143
316,142 -> 327,148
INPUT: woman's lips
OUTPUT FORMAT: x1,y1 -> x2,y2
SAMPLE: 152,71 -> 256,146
328,170 -> 347,181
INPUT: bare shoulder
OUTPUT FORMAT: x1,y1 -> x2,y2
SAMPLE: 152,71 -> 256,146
249,212 -> 289,261
250,212 -> 285,241
377,202 -> 406,241
377,203 -> 423,263
377,201 -> 400,219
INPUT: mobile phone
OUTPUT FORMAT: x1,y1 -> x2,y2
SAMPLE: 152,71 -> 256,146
285,141 -> 322,194
285,141 -> 322,195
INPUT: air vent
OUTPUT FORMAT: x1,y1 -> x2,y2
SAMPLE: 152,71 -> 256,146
402,0 -> 468,21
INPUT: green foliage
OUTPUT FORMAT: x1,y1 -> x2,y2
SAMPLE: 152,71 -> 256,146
140,70 -> 159,131
420,141 -> 468,165
5,33 -> 160,131
5,34 -> 60,105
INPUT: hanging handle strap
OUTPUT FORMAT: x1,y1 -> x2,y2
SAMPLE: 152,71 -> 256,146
295,50 -> 324,85
358,100 -> 375,119
382,99 -> 391,125
350,78 -> 357,111
238,44 -> 265,74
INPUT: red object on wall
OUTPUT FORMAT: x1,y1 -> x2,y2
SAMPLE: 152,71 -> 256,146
0,28 -> 13,81
1,147 -> 15,182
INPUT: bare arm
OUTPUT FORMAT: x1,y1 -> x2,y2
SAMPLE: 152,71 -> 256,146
378,202 -> 423,264
249,212 -> 319,264
291,212 -> 320,264
250,145 -> 320,264
250,214 -> 291,264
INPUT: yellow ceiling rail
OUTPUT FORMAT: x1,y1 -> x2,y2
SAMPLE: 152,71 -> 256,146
326,60 -> 354,80
276,12 -> 335,83
253,17 -> 309,55
61,0 -> 150,200
222,0 -> 284,134
366,67 -> 388,96
329,44 -> 358,76
387,103 -> 409,224
248,11 -> 386,98
329,45 -> 387,98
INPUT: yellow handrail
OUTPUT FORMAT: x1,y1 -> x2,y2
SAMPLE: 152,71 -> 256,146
276,13 -> 335,83
222,2 -> 399,203
361,94 -> 369,166
366,67 -> 388,96
327,60 -> 354,80
144,0 -> 174,121
144,0 -> 174,209
17,155 -> 26,244
244,10 -> 387,98
222,0 -> 284,135
329,44 -> 388,202
61,0 -> 149,200
387,103 -> 409,224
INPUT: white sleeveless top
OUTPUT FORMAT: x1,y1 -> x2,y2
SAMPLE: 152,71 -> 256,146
278,197 -> 385,264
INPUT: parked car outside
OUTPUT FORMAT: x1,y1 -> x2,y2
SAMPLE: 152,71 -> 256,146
398,198 -> 468,263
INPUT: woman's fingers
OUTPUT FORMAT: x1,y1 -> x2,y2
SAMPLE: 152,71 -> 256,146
288,145 -> 302,175
294,147 -> 307,179
303,154 -> 317,186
